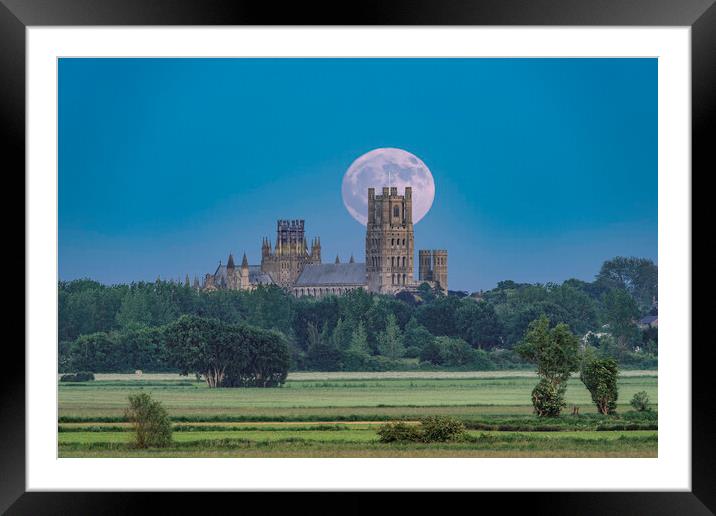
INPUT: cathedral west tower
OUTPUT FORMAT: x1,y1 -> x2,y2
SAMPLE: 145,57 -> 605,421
365,186 -> 414,294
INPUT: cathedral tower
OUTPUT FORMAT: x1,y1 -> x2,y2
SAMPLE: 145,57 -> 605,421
418,250 -> 433,282
261,219 -> 320,287
417,248 -> 448,294
432,249 -> 448,292
365,186 -> 414,294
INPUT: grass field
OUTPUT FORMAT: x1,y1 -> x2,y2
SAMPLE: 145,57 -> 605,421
58,370 -> 658,457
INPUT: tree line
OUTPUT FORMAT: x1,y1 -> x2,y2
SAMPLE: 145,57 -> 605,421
59,256 -> 658,373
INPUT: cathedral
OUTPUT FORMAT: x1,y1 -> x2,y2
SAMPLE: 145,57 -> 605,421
200,186 -> 448,297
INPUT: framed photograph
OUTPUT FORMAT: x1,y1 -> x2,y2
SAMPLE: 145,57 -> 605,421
4,0 -> 711,512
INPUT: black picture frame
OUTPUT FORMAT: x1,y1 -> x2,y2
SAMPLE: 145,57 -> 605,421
2,0 -> 711,513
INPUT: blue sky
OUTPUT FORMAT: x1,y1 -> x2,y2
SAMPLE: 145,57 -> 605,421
59,58 -> 657,292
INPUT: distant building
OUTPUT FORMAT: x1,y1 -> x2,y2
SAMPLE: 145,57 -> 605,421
199,186 -> 448,297
637,315 -> 658,329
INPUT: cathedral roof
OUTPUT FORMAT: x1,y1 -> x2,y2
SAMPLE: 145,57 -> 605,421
295,263 -> 366,286
212,264 -> 274,286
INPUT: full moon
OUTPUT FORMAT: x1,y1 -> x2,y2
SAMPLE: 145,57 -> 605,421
341,148 -> 435,226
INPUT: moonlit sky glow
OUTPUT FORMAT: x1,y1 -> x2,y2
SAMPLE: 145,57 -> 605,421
59,58 -> 657,292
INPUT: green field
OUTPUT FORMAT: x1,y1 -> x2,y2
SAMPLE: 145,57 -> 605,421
58,370 -> 658,457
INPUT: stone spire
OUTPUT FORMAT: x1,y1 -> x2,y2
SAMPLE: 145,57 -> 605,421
227,253 -> 235,269
241,252 -> 249,268
349,254 -> 355,264
335,255 -> 340,264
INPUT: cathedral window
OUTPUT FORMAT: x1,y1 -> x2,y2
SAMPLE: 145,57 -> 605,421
393,206 -> 400,218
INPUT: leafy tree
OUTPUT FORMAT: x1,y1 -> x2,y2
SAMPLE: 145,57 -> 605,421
530,379 -> 566,417
163,315 -> 233,387
306,322 -> 342,370
456,300 -> 503,349
403,317 -> 435,351
163,315 -> 289,387
348,321 -> 369,354
417,282 -> 436,303
597,256 -> 657,311
416,295 -> 462,337
125,392 -> 172,448
331,317 -> 353,350
343,321 -> 372,370
580,351 -> 619,415
515,315 -> 580,416
67,332 -> 123,372
603,288 -> 640,349
435,336 -> 474,366
549,284 -> 598,335
222,325 -> 290,387
419,339 -> 444,365
377,314 -> 405,360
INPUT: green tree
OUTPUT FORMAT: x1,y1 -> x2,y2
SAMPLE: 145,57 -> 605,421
222,325 -> 290,387
515,315 -> 580,416
435,336 -> 474,366
377,314 -> 405,360
306,322 -> 342,370
331,317 -> 353,350
342,321 -> 371,370
419,339 -> 444,365
580,351 -> 619,415
162,315 -> 232,387
125,392 -> 172,448
597,256 -> 658,311
403,317 -> 435,352
348,321 -> 369,354
163,315 -> 289,387
455,300 -> 503,349
416,295 -> 462,336
603,288 -> 641,349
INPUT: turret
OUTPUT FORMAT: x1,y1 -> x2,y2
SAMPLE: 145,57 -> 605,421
262,237 -> 271,258
311,236 -> 322,262
335,255 -> 340,264
240,252 -> 250,288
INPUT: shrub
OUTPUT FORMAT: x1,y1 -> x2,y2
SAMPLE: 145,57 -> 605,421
124,392 -> 172,448
376,416 -> 466,443
403,346 -> 422,359
419,416 -> 466,442
630,391 -> 651,412
419,340 -> 444,365
376,421 -> 422,443
59,371 -> 95,382
531,379 -> 566,417
580,355 -> 619,415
